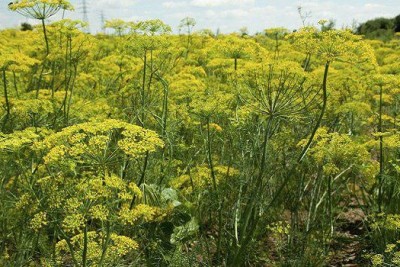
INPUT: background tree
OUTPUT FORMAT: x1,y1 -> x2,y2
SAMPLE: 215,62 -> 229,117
20,22 -> 33,31
357,16 -> 396,41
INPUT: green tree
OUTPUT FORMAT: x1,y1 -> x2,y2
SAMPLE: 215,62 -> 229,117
357,17 -> 395,41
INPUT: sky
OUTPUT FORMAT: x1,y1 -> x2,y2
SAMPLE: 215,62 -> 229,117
0,0 -> 399,34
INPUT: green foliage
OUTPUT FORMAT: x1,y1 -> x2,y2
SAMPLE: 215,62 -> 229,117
357,14 -> 400,41
0,13 -> 399,266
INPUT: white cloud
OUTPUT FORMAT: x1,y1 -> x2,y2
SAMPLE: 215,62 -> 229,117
91,0 -> 137,10
191,0 -> 254,7
165,11 -> 196,20
249,6 -> 277,16
163,1 -> 188,8
220,9 -> 249,18
205,10 -> 217,18
364,3 -> 384,9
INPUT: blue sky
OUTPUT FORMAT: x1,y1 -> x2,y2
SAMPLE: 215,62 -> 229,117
1,0 -> 399,34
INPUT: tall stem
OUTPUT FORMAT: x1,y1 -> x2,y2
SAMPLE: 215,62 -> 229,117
186,27 -> 191,58
158,76 -> 169,186
2,69 -> 10,131
41,18 -> 50,56
378,85 -> 383,212
130,151 -> 150,209
2,69 -> 10,117
205,117 -> 223,263
298,61 -> 330,162
266,61 -> 330,213
99,221 -> 111,266
12,71 -> 18,98
206,118 -> 217,192
328,174 -> 333,236
234,57 -> 238,71
230,117 -> 273,266
141,49 -> 147,126
274,34 -> 280,60
82,225 -> 88,267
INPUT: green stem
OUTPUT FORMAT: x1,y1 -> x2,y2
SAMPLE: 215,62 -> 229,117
230,117 -> 273,266
274,34 -> 280,60
2,69 -> 10,117
36,63 -> 46,98
58,227 -> 79,266
2,69 -> 10,131
266,61 -> 330,215
205,117 -> 223,262
206,118 -> 217,192
41,18 -> 50,55
378,85 -> 384,212
82,225 -> 88,267
66,62 -> 77,125
99,222 -> 111,266
61,36 -> 72,125
298,61 -> 330,162
12,71 -> 18,98
328,174 -> 333,237
234,57 -> 238,71
50,62 -> 56,98
303,53 -> 311,71
158,75 -> 169,186
141,50 -> 147,126
130,151 -> 150,209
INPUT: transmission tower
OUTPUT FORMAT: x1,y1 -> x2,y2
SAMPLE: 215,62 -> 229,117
82,0 -> 90,33
100,11 -> 106,33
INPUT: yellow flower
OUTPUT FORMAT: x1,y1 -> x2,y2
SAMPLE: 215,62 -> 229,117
62,213 -> 85,234
40,119 -> 163,167
30,212 -> 48,231
119,204 -> 158,225
208,123 -> 223,132
109,234 -> 139,256
318,19 -> 328,25
371,254 -> 384,266
90,205 -> 109,221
